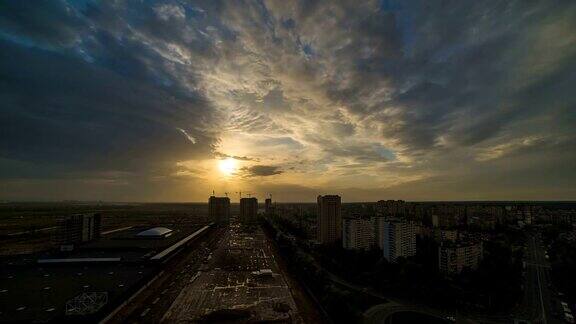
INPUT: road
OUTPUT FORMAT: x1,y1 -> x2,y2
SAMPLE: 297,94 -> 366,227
363,303 -> 457,324
6,226 -> 57,237
103,226 -> 226,323
514,232 -> 562,324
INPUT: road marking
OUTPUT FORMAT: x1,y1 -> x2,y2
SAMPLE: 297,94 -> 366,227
140,308 -> 150,317
152,297 -> 160,304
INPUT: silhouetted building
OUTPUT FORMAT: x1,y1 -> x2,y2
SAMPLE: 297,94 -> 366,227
343,218 -> 374,251
380,219 -> 416,263
54,214 -> 101,251
209,196 -> 231,224
439,240 -> 483,274
265,198 -> 272,215
317,195 -> 342,244
240,197 -> 258,223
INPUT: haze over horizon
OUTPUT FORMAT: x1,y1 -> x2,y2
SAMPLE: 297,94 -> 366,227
1,0 -> 576,202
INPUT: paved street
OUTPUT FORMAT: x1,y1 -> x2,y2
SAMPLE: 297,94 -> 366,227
515,232 -> 562,324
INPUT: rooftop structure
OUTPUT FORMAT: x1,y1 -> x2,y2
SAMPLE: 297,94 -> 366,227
149,224 -> 213,261
136,227 -> 173,238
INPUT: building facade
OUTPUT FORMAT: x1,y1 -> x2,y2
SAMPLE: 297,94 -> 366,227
240,197 -> 258,223
317,195 -> 342,244
433,229 -> 458,242
380,219 -> 416,263
208,196 -> 231,224
438,240 -> 483,274
342,218 -> 375,251
54,214 -> 101,250
265,198 -> 273,215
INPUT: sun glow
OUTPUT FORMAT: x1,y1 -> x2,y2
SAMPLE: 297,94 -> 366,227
218,158 -> 238,176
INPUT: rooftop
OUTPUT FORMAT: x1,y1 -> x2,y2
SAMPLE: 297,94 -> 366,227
136,227 -> 173,238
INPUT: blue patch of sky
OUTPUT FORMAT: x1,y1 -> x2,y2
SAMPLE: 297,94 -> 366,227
380,0 -> 416,58
373,145 -> 396,160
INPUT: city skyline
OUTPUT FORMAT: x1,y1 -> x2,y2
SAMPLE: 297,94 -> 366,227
1,1 -> 576,202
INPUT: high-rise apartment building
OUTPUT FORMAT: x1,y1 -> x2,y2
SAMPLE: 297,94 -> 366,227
380,219 -> 416,263
265,198 -> 272,215
317,195 -> 342,244
438,240 -> 483,274
240,197 -> 258,223
342,218 -> 374,251
208,196 -> 231,224
373,216 -> 386,250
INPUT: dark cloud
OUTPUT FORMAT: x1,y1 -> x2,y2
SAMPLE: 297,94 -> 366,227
0,0 -> 85,47
242,165 -> 283,177
0,39 -> 216,176
0,0 -> 230,185
214,152 -> 257,162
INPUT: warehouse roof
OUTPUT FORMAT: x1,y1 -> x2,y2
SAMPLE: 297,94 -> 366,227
136,227 -> 173,238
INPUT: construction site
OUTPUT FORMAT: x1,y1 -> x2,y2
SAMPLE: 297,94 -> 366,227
163,220 -> 302,322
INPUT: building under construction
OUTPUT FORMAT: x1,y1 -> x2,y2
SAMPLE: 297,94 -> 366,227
208,196 -> 231,224
240,197 -> 258,223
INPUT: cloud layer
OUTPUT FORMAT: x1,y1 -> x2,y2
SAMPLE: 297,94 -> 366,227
1,0 -> 575,201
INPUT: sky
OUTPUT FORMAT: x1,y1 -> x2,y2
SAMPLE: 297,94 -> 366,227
1,0 -> 576,202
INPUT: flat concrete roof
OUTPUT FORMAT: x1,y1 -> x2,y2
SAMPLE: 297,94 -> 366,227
137,227 -> 173,237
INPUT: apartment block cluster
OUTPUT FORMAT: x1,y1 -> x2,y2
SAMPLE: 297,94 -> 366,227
317,196 -> 418,264
317,198 -> 486,274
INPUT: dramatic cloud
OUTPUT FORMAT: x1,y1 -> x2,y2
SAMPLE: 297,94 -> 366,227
242,165 -> 284,177
1,0 -> 575,201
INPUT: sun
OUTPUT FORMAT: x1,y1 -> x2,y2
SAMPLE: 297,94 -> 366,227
218,158 -> 238,176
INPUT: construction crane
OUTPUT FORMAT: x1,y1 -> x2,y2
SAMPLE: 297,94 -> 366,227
236,191 -> 256,199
